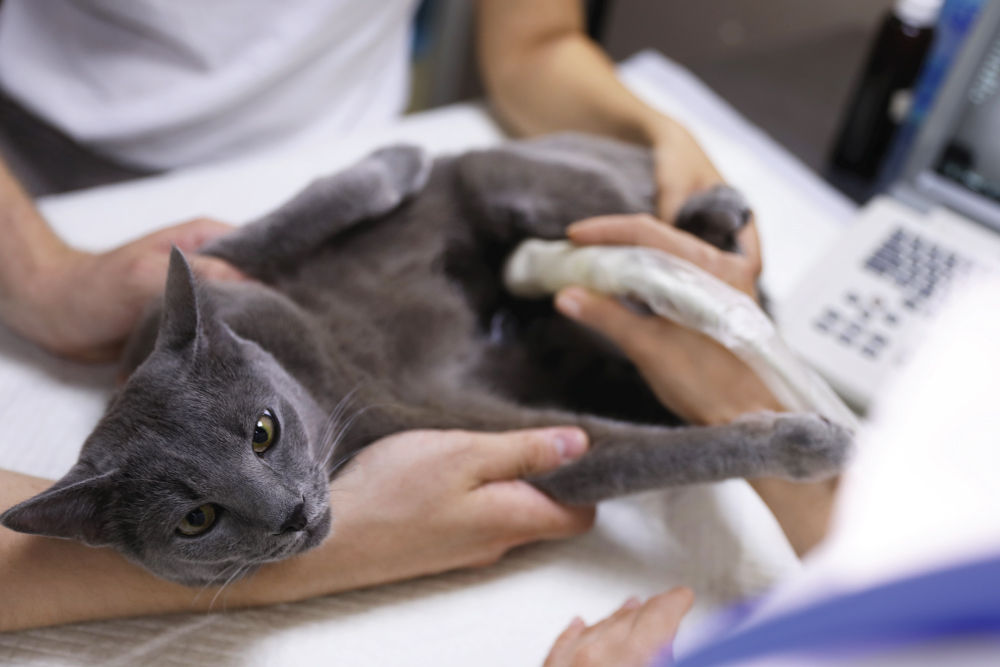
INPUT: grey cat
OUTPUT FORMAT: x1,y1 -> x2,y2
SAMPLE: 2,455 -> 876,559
1,134 -> 851,586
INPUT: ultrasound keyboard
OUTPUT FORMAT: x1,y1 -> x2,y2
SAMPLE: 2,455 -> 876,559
780,197 -> 1000,411
809,227 -> 978,363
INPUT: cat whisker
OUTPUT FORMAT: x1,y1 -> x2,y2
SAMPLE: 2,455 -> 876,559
315,386 -> 362,469
328,389 -> 361,450
321,400 -> 398,473
322,406 -> 369,470
319,401 -> 366,471
319,391 -> 352,448
194,560 -> 243,603
209,562 -> 251,611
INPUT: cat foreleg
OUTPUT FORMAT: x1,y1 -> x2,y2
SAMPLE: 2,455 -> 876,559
204,145 -> 431,279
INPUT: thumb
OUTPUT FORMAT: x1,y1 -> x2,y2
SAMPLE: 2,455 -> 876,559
473,427 -> 588,483
472,428 -> 596,542
555,287 -> 657,359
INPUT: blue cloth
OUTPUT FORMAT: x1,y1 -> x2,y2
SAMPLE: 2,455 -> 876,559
660,553 -> 1000,666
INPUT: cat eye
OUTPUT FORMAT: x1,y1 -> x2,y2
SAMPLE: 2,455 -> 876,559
252,410 -> 278,454
177,504 -> 218,537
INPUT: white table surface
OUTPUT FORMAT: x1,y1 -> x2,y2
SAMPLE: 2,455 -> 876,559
0,52 -> 855,666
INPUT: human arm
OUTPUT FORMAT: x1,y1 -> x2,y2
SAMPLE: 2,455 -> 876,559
0,158 -> 244,362
477,0 -> 721,220
0,427 -> 593,632
554,215 -> 838,556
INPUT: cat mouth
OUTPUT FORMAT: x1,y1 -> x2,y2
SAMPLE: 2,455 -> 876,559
266,506 -> 331,560
301,506 -> 332,549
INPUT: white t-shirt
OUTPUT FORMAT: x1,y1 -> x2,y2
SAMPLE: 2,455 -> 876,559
0,0 -> 419,169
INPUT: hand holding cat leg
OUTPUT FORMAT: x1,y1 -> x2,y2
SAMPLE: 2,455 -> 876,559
319,428 -> 595,585
1,216 -> 245,361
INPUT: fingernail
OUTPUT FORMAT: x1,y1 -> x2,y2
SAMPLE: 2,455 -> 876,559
568,616 -> 585,630
555,289 -> 585,318
622,596 -> 641,610
552,428 -> 587,461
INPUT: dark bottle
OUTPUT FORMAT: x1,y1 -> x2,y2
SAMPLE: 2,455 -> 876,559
827,0 -> 942,201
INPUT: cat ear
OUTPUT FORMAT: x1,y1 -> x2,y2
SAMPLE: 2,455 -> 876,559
0,464 -> 114,546
157,247 -> 201,353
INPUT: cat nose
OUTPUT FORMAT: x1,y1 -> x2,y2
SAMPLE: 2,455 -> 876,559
278,500 -> 308,534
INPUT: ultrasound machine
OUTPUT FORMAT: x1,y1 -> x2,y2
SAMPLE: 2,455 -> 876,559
781,1 -> 1000,410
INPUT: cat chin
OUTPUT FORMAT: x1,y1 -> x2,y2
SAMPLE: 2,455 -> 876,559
288,504 -> 333,556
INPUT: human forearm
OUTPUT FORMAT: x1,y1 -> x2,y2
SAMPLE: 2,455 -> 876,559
0,159 -> 71,317
478,0 -> 722,220
0,470 -> 419,632
748,476 -> 838,558
478,0 -> 668,145
0,161 -> 241,361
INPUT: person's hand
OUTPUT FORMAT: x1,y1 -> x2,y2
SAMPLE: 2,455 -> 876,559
555,215 -> 839,555
3,218 -> 245,362
568,212 -> 762,298
554,214 -> 778,425
300,427 -> 595,593
543,588 -> 694,667
647,118 -> 725,222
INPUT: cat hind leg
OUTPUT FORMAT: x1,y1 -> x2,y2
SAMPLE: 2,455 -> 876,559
527,410 -> 852,505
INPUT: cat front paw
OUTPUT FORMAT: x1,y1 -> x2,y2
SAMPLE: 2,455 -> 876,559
675,185 -> 751,253
740,411 -> 854,480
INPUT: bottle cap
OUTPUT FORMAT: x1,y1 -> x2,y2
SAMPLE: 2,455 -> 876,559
894,0 -> 944,28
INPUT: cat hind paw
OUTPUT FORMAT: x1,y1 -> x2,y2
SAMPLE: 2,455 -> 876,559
739,411 -> 854,481
675,185 -> 751,253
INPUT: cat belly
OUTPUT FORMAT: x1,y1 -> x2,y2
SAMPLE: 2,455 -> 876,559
472,302 -> 680,426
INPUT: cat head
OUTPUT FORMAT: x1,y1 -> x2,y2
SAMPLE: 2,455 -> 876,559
0,249 -> 331,586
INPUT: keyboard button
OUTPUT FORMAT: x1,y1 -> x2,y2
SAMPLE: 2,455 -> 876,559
839,323 -> 862,345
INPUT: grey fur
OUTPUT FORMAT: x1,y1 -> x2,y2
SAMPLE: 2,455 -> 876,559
676,184 -> 752,253
0,134 -> 851,586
